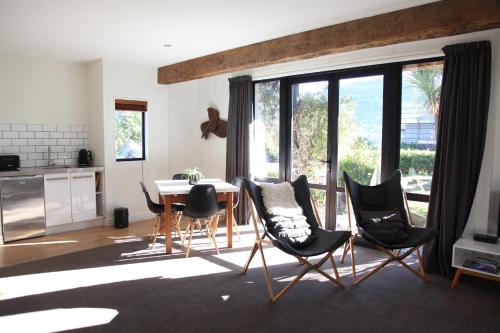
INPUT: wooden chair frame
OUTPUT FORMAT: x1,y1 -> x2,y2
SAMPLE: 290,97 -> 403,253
340,185 -> 427,285
182,213 -> 220,257
151,211 -> 183,248
241,190 -> 344,303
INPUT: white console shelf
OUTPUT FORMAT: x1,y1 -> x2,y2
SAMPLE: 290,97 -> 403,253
451,236 -> 500,288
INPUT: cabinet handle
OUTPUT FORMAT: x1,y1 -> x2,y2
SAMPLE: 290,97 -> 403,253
46,177 -> 69,181
72,175 -> 93,179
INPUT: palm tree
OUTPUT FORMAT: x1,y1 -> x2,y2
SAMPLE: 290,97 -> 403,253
408,68 -> 443,126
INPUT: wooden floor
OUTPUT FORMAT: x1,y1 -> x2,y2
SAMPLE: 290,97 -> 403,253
0,219 -> 156,268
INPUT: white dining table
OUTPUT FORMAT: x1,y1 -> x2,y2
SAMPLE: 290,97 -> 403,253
154,178 -> 240,254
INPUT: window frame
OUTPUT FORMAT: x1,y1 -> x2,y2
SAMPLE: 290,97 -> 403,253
251,56 -> 443,208
114,108 -> 146,162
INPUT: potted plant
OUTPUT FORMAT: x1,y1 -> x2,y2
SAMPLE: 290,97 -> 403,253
182,167 -> 204,185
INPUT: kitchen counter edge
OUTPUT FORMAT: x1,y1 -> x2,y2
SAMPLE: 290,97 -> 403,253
0,166 -> 105,177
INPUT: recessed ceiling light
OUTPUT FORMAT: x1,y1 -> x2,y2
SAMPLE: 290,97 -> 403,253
163,43 -> 173,48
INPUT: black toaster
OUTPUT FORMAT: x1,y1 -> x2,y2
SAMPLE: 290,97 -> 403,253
0,155 -> 20,171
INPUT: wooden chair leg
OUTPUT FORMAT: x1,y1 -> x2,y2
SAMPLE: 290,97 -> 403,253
257,241 -> 276,302
185,222 -> 195,258
181,219 -> 191,248
350,235 -> 357,279
152,215 -> 160,248
242,241 -> 259,275
340,241 -> 350,264
232,214 -> 241,241
330,255 -> 342,281
416,247 -> 427,280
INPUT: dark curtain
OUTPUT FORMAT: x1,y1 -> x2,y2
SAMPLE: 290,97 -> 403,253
226,75 -> 253,224
424,41 -> 491,277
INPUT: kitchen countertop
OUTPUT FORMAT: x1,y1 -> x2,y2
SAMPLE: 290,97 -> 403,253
0,166 -> 104,177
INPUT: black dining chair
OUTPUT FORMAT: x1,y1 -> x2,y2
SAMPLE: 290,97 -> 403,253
172,173 -> 188,180
140,182 -> 184,248
218,176 -> 243,241
182,184 -> 220,257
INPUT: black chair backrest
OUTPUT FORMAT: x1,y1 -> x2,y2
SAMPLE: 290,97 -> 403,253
140,182 -> 163,215
343,170 -> 409,227
183,184 -> 219,219
233,176 -> 243,207
172,173 -> 188,180
243,175 -> 319,234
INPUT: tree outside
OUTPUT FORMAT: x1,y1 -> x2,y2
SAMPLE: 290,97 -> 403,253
115,111 -> 143,159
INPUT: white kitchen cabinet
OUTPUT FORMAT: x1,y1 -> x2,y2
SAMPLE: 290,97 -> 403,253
44,173 -> 72,226
70,171 -> 97,221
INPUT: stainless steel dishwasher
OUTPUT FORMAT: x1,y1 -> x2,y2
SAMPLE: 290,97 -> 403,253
1,175 -> 46,242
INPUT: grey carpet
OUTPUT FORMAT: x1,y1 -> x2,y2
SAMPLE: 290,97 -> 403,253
0,236 -> 499,333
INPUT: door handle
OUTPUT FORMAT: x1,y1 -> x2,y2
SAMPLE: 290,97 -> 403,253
320,159 -> 332,171
320,160 -> 331,164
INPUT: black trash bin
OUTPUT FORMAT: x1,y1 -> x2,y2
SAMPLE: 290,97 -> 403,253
114,207 -> 129,228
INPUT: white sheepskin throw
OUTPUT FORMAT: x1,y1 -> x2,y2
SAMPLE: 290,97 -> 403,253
260,182 -> 314,247
260,182 -> 302,217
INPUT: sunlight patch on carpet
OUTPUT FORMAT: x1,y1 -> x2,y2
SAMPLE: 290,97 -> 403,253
0,307 -> 118,332
0,257 -> 230,301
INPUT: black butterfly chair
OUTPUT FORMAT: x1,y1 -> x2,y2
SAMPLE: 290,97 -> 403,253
218,176 -> 243,241
342,170 -> 438,285
140,182 -> 184,248
182,184 -> 221,257
242,176 -> 351,303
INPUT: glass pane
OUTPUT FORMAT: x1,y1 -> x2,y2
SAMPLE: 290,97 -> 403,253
407,201 -> 429,228
337,75 -> 383,187
311,189 -> 326,226
336,75 -> 383,230
291,81 -> 328,184
115,111 -> 144,159
400,62 -> 443,196
252,81 -> 280,179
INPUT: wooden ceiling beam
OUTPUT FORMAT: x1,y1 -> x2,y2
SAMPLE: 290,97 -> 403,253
158,0 -> 500,84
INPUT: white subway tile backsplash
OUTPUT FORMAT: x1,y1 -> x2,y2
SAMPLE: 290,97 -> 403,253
27,124 -> 42,131
42,139 -> 57,146
2,122 -> 89,167
50,146 -> 64,153
11,139 -> 27,146
29,152 -> 44,160
57,124 -> 70,132
3,131 -> 19,139
11,124 -> 27,131
43,124 -> 57,132
35,132 -> 49,139
20,131 -> 34,139
0,124 -> 11,131
71,125 -> 83,132
20,146 -> 35,153
21,160 -> 35,168
71,139 -> 84,145
36,146 -> 48,152
49,132 -> 64,139
65,158 -> 78,166
28,139 -> 43,145
58,139 -> 71,146
4,146 -> 19,153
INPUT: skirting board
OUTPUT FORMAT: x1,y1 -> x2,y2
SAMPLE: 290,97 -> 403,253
46,216 -> 106,235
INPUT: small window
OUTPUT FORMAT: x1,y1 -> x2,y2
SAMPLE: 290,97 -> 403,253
114,99 -> 146,161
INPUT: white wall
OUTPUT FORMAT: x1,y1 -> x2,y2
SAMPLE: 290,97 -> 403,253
101,59 -> 169,221
0,54 -> 88,124
166,28 -> 500,235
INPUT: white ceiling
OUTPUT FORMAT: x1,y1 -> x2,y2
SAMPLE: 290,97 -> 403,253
0,0 -> 437,67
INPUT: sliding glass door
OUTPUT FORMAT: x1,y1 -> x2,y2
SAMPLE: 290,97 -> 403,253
252,58 -> 443,230
290,80 -> 330,223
